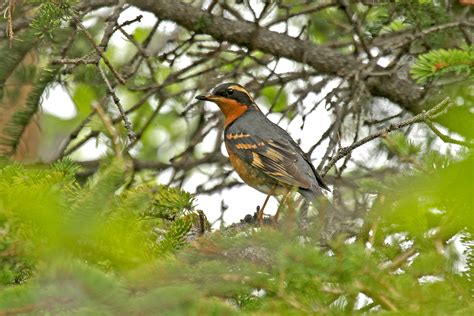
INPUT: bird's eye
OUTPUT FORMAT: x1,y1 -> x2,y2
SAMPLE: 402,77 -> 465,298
226,89 -> 234,96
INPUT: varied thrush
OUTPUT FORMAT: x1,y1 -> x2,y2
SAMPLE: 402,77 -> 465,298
196,83 -> 329,222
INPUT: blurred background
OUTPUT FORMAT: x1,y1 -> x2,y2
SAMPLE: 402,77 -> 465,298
0,0 -> 472,313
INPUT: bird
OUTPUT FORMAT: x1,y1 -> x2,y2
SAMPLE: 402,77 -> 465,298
196,83 -> 330,223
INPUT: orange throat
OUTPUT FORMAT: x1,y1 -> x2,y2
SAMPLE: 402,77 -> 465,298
215,99 -> 248,127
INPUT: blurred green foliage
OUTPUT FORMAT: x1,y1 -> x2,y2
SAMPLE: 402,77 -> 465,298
0,158 -> 198,272
261,85 -> 288,112
0,0 -> 472,314
0,141 -> 472,313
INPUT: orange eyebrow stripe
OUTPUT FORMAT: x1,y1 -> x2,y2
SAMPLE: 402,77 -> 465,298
228,85 -> 248,93
229,85 -> 255,102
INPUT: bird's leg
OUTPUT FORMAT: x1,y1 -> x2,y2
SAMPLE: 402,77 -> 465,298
257,185 -> 276,225
273,192 -> 290,224
257,192 -> 272,225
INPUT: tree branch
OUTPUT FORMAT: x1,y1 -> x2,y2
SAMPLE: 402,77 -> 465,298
80,0 -> 423,110
425,120 -> 474,148
321,98 -> 454,176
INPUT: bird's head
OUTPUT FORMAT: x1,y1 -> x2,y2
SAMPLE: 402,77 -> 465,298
196,83 -> 259,126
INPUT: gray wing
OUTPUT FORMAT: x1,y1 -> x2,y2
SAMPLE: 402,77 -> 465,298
227,111 -> 330,192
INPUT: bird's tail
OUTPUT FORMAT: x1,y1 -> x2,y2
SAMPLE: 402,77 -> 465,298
299,187 -> 330,203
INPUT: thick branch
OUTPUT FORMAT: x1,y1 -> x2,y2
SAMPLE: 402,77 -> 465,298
106,0 -> 424,110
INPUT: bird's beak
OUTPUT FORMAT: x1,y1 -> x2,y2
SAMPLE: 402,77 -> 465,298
195,93 -> 218,101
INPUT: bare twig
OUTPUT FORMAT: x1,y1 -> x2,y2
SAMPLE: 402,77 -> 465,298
6,0 -> 14,46
52,57 -> 97,65
113,14 -> 143,31
265,1 -> 337,27
321,98 -> 453,176
92,102 -> 123,160
57,110 -> 95,159
377,21 -> 470,51
425,120 -> 474,148
380,247 -> 417,270
74,17 -> 126,84
61,131 -> 99,158
339,0 -> 372,58
98,65 -> 136,142
356,282 -> 399,312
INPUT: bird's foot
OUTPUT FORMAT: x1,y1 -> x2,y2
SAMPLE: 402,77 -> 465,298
256,205 -> 264,225
247,209 -> 272,226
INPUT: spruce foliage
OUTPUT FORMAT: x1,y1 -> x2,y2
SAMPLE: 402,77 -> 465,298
0,152 -> 472,313
0,30 -> 38,99
411,47 -> 474,84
